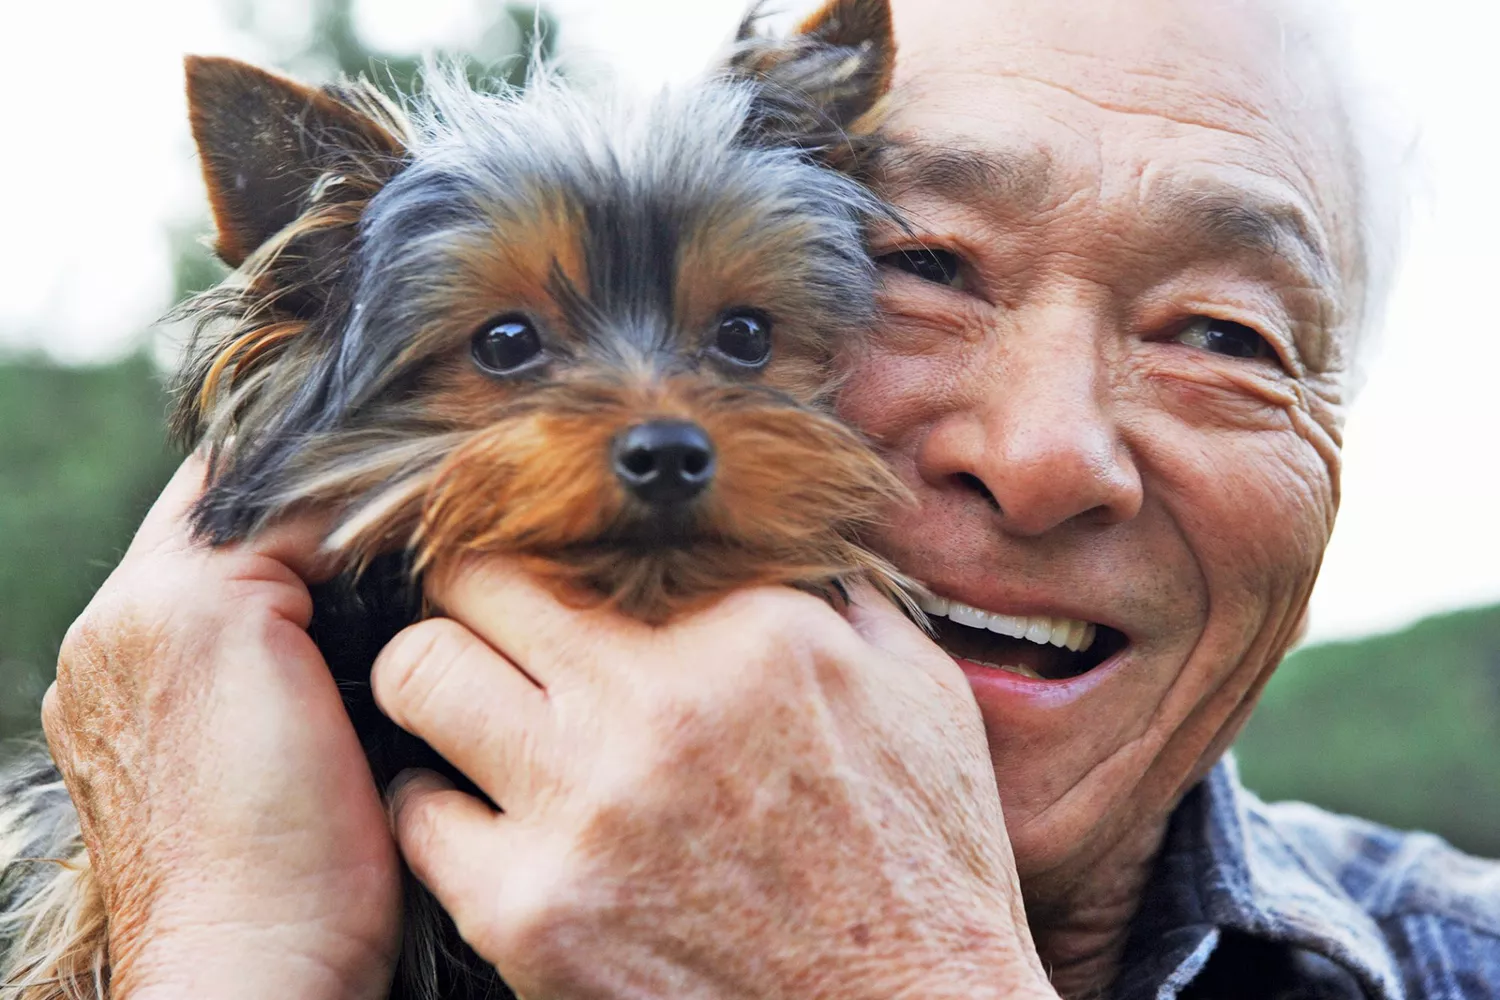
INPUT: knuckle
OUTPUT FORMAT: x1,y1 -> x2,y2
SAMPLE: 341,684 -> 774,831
39,684 -> 66,745
717,588 -> 845,680
57,599 -> 114,674
730,587 -> 839,653
481,849 -> 586,969
55,594 -> 147,692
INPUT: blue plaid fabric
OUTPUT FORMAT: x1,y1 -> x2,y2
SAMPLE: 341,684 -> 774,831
1112,757 -> 1500,1000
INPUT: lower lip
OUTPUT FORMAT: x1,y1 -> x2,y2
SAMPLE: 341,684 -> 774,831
951,651 -> 1127,708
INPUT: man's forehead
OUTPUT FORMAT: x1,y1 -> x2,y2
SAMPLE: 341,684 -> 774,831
886,0 -> 1308,111
882,0 -> 1346,180
880,0 -> 1357,334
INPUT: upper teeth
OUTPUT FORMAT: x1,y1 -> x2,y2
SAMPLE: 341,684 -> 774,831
918,594 -> 1098,653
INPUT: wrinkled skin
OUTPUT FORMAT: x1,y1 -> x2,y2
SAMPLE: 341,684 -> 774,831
39,0 -> 1358,997
43,463 -> 401,999
375,568 -> 1051,1000
839,0 -> 1355,989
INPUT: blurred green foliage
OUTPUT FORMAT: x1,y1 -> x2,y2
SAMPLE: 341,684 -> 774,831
0,356 -> 178,742
222,0 -> 553,89
1236,606 -> 1500,856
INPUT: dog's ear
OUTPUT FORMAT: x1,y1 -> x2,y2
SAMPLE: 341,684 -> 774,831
186,55 -> 406,271
728,0 -> 895,162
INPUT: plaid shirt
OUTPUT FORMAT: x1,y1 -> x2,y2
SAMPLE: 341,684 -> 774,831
1112,757 -> 1500,1000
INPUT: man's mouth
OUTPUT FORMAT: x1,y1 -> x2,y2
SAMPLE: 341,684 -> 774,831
918,593 -> 1128,681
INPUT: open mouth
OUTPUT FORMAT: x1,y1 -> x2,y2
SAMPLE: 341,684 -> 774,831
919,593 -> 1128,681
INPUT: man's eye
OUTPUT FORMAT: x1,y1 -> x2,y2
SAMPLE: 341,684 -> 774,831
1174,318 -> 1275,361
876,248 -> 965,289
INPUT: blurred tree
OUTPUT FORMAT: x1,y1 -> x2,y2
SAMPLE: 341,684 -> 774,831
0,356 -> 178,745
229,0 -> 555,97
1236,604 -> 1500,857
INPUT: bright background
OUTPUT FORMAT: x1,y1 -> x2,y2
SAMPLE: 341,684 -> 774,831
2,0 -> 1497,643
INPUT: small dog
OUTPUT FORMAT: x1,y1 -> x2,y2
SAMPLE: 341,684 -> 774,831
0,1 -> 911,996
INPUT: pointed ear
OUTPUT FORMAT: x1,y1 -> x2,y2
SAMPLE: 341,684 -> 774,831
728,0 -> 896,160
185,55 -> 406,270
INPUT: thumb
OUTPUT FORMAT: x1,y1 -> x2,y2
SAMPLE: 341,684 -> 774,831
843,580 -> 960,683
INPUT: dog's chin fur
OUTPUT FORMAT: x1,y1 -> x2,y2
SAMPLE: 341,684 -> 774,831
1,2 -> 906,997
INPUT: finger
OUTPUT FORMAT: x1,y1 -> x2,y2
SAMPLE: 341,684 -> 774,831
389,769 -> 512,940
372,617 -> 551,806
427,556 -> 648,687
127,453 -> 339,583
123,454 -> 214,558
843,579 -> 966,688
238,512 -> 341,584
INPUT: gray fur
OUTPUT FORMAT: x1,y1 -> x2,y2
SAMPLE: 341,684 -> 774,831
4,11 -> 902,996
0,749 -> 83,964
190,70 -> 892,548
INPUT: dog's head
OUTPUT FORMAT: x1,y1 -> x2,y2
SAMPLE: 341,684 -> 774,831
176,0 -> 910,620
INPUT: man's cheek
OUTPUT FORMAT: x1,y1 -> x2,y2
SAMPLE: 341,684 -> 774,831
1134,350 -> 1308,431
1144,416 -> 1334,595
837,325 -> 987,448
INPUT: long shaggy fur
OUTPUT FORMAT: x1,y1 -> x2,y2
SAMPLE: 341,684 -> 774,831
2,2 -> 908,997
0,752 -> 106,999
178,71 -> 909,604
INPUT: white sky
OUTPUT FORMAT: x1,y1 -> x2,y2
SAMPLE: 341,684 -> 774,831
1,0 -> 1496,643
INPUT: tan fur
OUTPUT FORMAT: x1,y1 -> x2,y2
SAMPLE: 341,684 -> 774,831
0,854 -> 106,1000
4,6 -> 910,999
413,376 -> 917,623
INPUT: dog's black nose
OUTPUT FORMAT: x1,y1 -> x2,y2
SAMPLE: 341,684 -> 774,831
612,420 -> 716,505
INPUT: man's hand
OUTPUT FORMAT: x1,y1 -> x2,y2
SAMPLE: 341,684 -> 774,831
43,457 -> 401,1000
376,562 -> 1059,1000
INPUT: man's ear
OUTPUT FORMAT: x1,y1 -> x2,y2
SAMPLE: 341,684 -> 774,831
728,0 -> 895,161
185,55 -> 407,270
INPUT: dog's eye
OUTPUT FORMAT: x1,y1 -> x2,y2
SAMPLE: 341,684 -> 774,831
712,310 -> 772,368
1174,317 -> 1275,362
877,248 -> 965,289
471,315 -> 544,375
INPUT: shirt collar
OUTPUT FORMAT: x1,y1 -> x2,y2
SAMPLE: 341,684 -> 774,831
1113,755 -> 1405,1000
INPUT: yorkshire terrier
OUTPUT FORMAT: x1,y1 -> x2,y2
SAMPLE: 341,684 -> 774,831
0,1 -> 912,997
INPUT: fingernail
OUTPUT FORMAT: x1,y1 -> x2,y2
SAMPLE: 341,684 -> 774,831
386,768 -> 454,825
388,767 -> 451,801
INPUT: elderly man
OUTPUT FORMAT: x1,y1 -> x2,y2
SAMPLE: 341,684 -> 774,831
32,0 -> 1498,998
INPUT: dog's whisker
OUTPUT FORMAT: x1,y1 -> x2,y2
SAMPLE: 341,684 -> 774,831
2,2 -> 910,998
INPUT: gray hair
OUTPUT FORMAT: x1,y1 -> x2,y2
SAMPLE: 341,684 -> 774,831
1271,0 -> 1418,387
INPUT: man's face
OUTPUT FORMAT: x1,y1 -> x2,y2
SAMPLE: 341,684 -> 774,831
843,0 -> 1357,886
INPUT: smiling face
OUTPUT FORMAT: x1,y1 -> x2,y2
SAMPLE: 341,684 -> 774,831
841,0 -> 1358,951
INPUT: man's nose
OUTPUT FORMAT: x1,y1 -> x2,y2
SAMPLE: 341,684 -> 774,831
916,314 -> 1143,537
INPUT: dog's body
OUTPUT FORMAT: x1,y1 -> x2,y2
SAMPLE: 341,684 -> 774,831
0,2 -> 908,996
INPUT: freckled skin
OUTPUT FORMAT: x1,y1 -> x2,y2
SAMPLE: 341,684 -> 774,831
19,4 -> 1370,999
837,0 -> 1356,989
